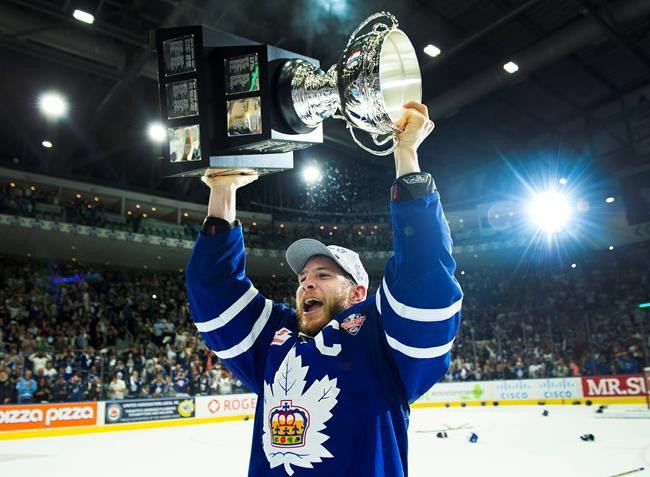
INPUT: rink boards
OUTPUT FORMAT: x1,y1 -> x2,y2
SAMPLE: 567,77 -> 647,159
0,373 -> 647,440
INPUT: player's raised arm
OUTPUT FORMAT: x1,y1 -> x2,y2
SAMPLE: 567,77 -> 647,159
378,102 -> 463,403
185,171 -> 285,394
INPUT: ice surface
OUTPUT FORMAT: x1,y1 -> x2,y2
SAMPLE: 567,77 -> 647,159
1,404 -> 648,477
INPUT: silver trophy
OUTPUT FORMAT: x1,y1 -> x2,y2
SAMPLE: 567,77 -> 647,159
285,11 -> 422,156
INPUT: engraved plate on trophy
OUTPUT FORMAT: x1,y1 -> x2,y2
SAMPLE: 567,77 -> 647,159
165,79 -> 199,119
162,35 -> 196,77
225,53 -> 260,95
227,97 -> 262,136
169,124 -> 201,162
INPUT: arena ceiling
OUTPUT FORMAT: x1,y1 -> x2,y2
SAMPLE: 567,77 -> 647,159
2,0 -> 650,214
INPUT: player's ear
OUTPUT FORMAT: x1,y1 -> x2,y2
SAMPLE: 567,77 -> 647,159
349,284 -> 366,304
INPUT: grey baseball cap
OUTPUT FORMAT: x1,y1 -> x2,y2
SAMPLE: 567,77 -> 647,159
286,238 -> 369,289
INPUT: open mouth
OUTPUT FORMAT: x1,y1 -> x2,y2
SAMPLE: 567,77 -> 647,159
303,298 -> 323,314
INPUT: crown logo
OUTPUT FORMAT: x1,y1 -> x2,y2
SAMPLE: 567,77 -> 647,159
269,400 -> 310,448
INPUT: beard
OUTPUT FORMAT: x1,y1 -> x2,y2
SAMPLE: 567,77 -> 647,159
296,294 -> 350,337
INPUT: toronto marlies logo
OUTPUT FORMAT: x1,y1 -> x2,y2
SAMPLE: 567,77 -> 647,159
263,346 -> 340,476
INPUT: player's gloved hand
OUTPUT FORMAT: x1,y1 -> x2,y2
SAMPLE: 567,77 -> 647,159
201,170 -> 259,191
394,101 -> 435,152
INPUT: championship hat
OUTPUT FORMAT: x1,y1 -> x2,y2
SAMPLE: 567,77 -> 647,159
286,238 -> 369,290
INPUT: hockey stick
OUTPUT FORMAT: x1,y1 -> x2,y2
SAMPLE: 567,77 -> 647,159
416,423 -> 473,433
607,467 -> 645,477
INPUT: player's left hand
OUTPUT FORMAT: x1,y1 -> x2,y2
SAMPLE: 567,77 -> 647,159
394,101 -> 435,151
201,170 -> 259,191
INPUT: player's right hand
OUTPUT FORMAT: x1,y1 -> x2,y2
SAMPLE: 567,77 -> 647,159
394,101 -> 435,152
201,170 -> 259,190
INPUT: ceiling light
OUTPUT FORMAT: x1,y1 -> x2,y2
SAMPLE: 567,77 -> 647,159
423,44 -> 441,58
151,207 -> 157,212
503,61 -> 519,74
72,9 -> 94,24
559,178 -> 567,185
39,92 -> 68,118
42,140 -> 53,148
148,123 -> 167,142
183,212 -> 189,217
302,165 -> 322,183
605,196 -> 615,203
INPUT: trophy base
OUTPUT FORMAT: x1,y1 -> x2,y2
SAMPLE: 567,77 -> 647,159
164,152 -> 293,178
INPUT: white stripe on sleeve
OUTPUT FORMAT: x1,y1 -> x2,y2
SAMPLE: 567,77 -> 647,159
385,333 -> 454,359
195,285 -> 259,332
213,299 -> 273,360
375,288 -> 382,314
381,277 -> 462,322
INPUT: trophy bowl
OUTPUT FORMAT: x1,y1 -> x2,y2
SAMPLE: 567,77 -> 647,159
282,12 -> 422,155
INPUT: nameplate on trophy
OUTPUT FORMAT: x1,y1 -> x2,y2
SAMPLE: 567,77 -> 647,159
225,53 -> 260,95
165,79 -> 199,120
162,35 -> 196,77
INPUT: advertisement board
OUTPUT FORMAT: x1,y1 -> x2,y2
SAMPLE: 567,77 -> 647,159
104,398 -> 195,424
195,394 -> 258,418
581,374 -> 646,397
0,402 -> 98,431
417,377 -> 584,404
417,381 -> 495,404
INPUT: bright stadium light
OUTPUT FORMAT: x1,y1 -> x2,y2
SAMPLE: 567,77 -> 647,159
39,92 -> 68,118
527,190 -> 572,235
503,61 -> 519,74
148,123 -> 167,142
424,44 -> 441,58
303,165 -> 322,183
72,9 -> 95,24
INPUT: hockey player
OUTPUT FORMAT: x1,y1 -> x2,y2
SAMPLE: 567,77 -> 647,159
186,101 -> 463,476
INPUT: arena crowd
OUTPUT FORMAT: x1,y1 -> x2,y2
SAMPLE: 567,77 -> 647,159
1,181 -> 648,405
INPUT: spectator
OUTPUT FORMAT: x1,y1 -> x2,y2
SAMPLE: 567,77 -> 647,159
51,375 -> 70,402
67,374 -> 85,402
33,376 -> 52,403
16,369 -> 37,403
127,370 -> 142,398
108,372 -> 127,400
0,370 -> 14,404
28,351 -> 51,374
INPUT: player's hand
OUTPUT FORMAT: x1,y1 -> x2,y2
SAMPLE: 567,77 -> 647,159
201,170 -> 259,190
394,101 -> 435,152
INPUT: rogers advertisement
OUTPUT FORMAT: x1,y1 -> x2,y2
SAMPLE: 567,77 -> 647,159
196,394 -> 257,418
581,374 -> 647,397
0,402 -> 98,431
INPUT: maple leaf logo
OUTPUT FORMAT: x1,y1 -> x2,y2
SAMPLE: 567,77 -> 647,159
262,346 -> 340,476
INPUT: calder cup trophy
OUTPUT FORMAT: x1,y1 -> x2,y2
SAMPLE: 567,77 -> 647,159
154,12 -> 421,177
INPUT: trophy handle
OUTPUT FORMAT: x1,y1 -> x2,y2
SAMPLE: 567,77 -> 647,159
346,11 -> 398,49
347,125 -> 398,156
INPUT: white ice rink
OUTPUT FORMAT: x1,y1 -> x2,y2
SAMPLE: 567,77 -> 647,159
1,404 -> 649,477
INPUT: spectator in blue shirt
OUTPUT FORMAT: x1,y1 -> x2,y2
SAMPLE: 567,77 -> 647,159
16,369 -> 37,403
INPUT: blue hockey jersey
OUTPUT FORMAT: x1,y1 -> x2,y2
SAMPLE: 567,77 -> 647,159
185,191 -> 463,476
